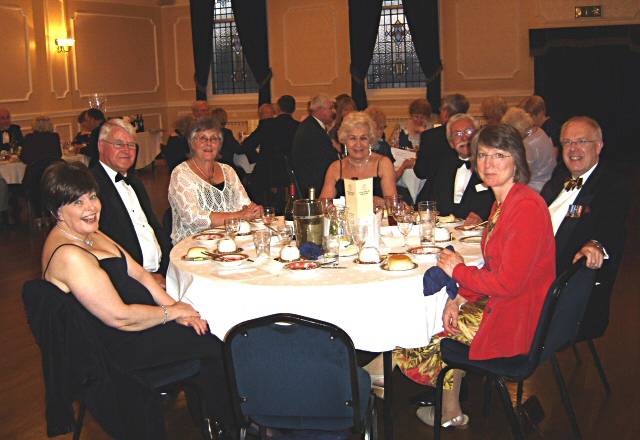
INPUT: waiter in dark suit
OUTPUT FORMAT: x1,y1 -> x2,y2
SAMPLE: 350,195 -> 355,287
0,107 -> 24,150
431,114 -> 494,222
414,94 -> 469,201
243,95 -> 300,208
291,95 -> 338,197
91,118 -> 171,281
541,116 -> 630,340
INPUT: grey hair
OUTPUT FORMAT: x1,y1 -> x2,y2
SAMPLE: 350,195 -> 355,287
309,95 -> 332,113
98,118 -> 135,141
446,113 -> 479,141
501,107 -> 534,138
560,116 -> 603,142
187,117 -> 223,152
441,94 -> 470,116
33,115 -> 54,133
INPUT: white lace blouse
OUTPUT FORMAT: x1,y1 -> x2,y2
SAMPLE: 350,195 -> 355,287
168,161 -> 251,243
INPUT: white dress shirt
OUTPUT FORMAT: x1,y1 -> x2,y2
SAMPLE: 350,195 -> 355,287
548,163 -> 597,235
453,158 -> 472,204
100,162 -> 162,272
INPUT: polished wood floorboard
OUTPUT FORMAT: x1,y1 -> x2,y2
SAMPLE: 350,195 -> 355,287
1,162 -> 638,439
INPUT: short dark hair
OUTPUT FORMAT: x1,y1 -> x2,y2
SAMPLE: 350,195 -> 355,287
277,95 -> 296,114
86,108 -> 105,122
41,161 -> 99,218
77,110 -> 87,124
470,124 -> 531,184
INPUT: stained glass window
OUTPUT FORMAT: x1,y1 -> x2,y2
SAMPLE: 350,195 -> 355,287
367,0 -> 426,89
211,0 -> 257,94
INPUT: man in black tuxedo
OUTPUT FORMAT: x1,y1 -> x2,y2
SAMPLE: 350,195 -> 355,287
0,107 -> 24,150
79,108 -> 106,167
91,118 -> 171,281
541,116 -> 630,340
291,95 -> 338,197
243,95 -> 300,208
431,114 -> 494,222
414,94 -> 469,202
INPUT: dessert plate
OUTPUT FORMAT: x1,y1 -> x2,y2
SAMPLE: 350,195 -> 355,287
459,235 -> 483,244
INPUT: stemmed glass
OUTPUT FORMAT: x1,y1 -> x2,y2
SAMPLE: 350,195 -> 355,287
395,210 -> 414,248
352,223 -> 369,254
224,217 -> 240,238
277,225 -> 294,247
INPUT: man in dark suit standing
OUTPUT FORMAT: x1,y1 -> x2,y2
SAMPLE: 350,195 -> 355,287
291,95 -> 338,197
414,94 -> 469,202
91,118 -> 171,282
79,108 -> 106,167
541,116 -> 630,340
0,107 -> 24,150
431,114 -> 494,222
243,95 -> 300,208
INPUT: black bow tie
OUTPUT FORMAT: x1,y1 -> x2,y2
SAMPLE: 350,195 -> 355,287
115,173 -> 131,185
457,158 -> 471,169
564,176 -> 583,191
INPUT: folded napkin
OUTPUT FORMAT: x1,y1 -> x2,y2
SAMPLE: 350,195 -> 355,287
299,242 -> 323,260
423,245 -> 458,299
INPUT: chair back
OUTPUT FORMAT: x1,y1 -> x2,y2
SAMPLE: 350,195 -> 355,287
224,313 -> 364,432
517,259 -> 596,377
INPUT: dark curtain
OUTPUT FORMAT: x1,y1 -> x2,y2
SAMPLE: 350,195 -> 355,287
531,25 -> 640,164
402,0 -> 443,112
189,0 -> 214,100
232,0 -> 272,105
348,0 -> 383,110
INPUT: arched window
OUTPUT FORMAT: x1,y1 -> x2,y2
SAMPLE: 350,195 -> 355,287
211,0 -> 257,94
367,0 -> 426,89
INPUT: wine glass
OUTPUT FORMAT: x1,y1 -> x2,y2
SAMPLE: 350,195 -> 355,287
277,225 -> 293,246
352,223 -> 369,254
262,206 -> 276,226
395,211 -> 414,248
224,217 -> 240,238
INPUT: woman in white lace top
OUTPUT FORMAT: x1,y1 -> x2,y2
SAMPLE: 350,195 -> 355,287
168,118 -> 262,243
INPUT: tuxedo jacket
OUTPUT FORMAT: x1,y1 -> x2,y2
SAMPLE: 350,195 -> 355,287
91,164 -> 171,274
291,116 -> 339,197
431,154 -> 495,220
540,163 -> 630,339
243,113 -> 300,188
413,125 -> 457,200
20,131 -> 62,166
0,124 -> 24,150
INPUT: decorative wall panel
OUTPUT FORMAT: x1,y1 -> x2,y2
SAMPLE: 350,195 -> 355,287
282,5 -> 339,86
535,0 -> 640,23
72,12 -> 160,97
0,6 -> 33,102
173,16 -> 195,91
45,0 -> 70,99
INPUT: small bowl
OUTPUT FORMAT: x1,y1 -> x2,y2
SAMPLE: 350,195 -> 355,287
192,231 -> 224,246
212,253 -> 249,266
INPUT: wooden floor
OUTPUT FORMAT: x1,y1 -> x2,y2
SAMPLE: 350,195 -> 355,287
1,161 -> 638,440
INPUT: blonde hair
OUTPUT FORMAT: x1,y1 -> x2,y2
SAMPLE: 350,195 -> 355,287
480,96 -> 508,125
501,107 -> 534,138
337,112 -> 376,144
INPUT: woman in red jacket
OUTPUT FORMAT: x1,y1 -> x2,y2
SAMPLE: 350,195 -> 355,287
395,124 -> 556,427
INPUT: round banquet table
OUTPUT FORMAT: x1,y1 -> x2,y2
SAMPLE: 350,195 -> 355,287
0,159 -> 26,184
134,131 -> 162,170
166,223 -> 483,353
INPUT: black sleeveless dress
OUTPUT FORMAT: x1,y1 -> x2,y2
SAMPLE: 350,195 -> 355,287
44,244 -> 233,423
334,157 -> 384,198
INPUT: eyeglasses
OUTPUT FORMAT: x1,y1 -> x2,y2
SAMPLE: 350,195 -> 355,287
477,152 -> 511,161
560,138 -> 597,148
195,135 -> 222,144
103,140 -> 137,149
452,128 -> 475,138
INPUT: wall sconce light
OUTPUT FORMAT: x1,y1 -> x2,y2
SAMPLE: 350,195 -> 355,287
54,38 -> 75,53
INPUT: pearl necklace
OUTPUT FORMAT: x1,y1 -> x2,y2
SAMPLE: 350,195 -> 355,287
191,159 -> 214,183
56,224 -> 94,247
347,151 -> 372,169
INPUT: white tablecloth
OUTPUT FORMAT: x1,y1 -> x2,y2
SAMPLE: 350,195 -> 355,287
135,131 -> 162,170
393,147 -> 425,203
166,224 -> 483,352
0,160 -> 26,184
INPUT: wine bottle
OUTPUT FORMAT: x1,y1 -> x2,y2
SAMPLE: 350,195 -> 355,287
284,183 -> 296,222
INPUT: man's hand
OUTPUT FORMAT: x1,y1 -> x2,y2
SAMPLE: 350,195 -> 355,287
463,211 -> 483,226
573,241 -> 605,269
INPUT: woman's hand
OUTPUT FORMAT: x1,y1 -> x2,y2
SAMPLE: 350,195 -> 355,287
442,299 -> 461,334
399,158 -> 416,172
438,248 -> 465,278
176,316 -> 209,335
168,301 -> 201,320
240,203 -> 262,220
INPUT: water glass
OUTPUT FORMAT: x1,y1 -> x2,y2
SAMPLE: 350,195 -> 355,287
277,225 -> 294,246
323,235 -> 340,265
262,206 -> 276,225
253,230 -> 271,258
224,217 -> 240,238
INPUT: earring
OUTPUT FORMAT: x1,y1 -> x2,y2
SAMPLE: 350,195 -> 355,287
368,145 -> 373,155
344,146 -> 349,156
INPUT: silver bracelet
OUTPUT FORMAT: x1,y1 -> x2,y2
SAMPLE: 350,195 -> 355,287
160,305 -> 169,325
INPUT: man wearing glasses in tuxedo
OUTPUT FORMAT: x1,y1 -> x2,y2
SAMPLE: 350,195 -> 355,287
91,118 -> 171,284
541,116 -> 630,341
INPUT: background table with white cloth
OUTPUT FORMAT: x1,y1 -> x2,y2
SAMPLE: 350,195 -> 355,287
135,131 -> 162,169
0,160 -> 26,184
393,147 -> 425,204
